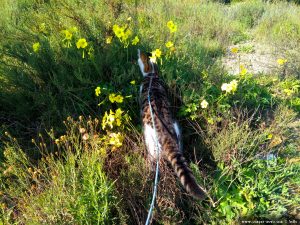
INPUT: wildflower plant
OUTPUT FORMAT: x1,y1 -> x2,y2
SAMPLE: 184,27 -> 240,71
150,48 -> 162,63
61,29 -> 73,47
112,24 -> 137,48
109,93 -> 124,103
76,38 -> 88,58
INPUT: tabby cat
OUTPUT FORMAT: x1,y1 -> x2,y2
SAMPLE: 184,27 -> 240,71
138,49 -> 207,200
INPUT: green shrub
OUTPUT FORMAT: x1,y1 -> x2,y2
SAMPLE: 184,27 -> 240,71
255,2 -> 300,46
0,118 -> 126,224
229,1 -> 266,29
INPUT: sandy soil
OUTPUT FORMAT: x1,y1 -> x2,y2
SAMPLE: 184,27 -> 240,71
222,41 -> 286,75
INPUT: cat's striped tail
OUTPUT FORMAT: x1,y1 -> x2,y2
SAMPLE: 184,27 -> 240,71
167,150 -> 207,200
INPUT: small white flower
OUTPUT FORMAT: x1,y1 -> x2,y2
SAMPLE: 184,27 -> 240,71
221,83 -> 229,92
201,100 -> 209,109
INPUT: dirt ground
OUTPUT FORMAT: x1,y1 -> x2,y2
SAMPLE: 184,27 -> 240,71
221,41 -> 288,75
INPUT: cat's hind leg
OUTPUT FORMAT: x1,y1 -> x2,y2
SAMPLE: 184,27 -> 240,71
144,124 -> 161,170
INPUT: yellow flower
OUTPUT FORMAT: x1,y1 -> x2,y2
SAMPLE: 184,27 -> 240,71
154,49 -> 162,58
167,20 -> 174,27
277,58 -> 287,65
109,132 -> 124,148
32,42 -> 40,52
95,86 -> 101,96
115,95 -> 124,103
62,30 -> 73,40
76,38 -> 88,49
132,36 -> 139,45
150,48 -> 162,62
102,109 -> 124,129
122,29 -> 132,41
231,47 -> 239,54
130,80 -> 136,85
106,36 -> 113,44
167,20 -> 177,33
109,94 -> 116,103
267,134 -> 273,140
165,41 -> 174,48
109,93 -> 124,103
240,65 -> 247,76
200,100 -> 209,109
113,25 -> 125,38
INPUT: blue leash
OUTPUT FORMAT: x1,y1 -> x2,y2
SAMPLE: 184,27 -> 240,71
145,76 -> 161,225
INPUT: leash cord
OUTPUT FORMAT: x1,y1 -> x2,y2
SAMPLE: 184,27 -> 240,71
145,76 -> 161,225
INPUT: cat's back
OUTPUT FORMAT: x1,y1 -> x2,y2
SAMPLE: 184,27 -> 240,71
140,76 -> 172,121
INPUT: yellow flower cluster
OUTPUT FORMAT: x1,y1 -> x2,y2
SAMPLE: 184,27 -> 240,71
102,108 -> 124,130
112,24 -> 134,47
150,48 -> 162,63
61,29 -> 73,41
109,93 -> 124,103
106,16 -> 139,47
60,27 -> 77,48
221,79 -> 238,94
167,20 -> 177,33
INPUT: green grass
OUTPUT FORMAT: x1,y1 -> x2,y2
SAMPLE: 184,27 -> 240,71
0,0 -> 300,224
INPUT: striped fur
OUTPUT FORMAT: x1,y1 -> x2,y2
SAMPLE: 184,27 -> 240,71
138,49 -> 206,200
